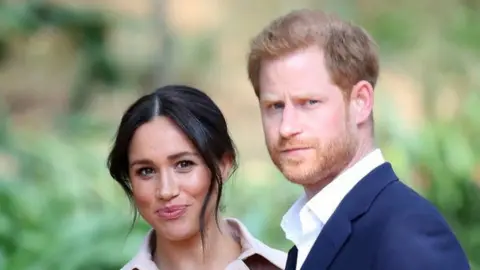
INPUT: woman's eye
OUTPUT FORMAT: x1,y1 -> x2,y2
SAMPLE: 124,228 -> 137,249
137,167 -> 155,177
176,160 -> 195,171
307,100 -> 319,105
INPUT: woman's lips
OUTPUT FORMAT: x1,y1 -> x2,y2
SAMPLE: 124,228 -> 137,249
156,205 -> 188,220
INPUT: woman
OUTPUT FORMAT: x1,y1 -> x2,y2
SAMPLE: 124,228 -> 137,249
107,85 -> 287,270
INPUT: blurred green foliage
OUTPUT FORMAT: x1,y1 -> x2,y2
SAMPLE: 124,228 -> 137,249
0,1 -> 121,114
0,117 -> 133,269
0,0 -> 479,269
407,93 -> 480,268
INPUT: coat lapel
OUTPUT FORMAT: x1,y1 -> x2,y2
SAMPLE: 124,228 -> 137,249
300,163 -> 398,270
300,215 -> 351,270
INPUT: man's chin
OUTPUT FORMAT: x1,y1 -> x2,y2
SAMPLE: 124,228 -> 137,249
279,166 -> 318,185
285,176 -> 317,186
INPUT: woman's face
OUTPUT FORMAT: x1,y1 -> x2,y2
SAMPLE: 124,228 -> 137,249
128,116 -> 227,241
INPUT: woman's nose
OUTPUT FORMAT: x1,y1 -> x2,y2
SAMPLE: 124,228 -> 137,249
155,174 -> 180,201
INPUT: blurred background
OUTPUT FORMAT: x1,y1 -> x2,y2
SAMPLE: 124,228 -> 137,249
0,0 -> 479,269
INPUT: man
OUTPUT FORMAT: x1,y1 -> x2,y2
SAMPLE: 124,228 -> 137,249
246,9 -> 470,270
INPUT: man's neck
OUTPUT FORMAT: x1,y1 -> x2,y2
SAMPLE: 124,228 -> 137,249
304,140 -> 376,200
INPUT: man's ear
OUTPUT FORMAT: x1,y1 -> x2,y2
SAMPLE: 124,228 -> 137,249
219,153 -> 234,182
349,80 -> 374,125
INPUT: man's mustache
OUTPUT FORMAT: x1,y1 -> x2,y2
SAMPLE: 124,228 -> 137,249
276,139 -> 317,152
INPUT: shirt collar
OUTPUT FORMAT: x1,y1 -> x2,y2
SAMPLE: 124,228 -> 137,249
121,230 -> 157,270
121,218 -> 286,270
226,218 -> 286,268
281,149 -> 385,243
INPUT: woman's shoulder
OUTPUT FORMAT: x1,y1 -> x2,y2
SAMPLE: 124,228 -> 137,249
225,217 -> 287,269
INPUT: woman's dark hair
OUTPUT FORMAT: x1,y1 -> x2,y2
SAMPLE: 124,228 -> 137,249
107,85 -> 238,243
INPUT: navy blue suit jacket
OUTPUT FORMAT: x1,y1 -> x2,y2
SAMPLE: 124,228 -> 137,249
285,163 -> 470,270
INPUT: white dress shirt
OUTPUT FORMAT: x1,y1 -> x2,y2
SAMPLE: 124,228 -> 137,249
280,149 -> 385,270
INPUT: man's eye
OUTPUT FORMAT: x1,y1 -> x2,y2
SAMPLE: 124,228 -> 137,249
307,100 -> 320,105
271,103 -> 284,110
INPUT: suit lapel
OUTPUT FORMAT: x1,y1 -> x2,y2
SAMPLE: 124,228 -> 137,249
300,163 -> 398,270
300,215 -> 351,270
285,246 -> 298,270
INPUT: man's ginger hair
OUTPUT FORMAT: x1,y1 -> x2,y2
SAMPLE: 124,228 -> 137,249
247,9 -> 380,97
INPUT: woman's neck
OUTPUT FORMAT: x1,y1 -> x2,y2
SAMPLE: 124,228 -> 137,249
153,218 -> 241,270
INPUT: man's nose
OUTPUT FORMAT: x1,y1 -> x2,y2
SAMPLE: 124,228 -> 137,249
279,105 -> 302,138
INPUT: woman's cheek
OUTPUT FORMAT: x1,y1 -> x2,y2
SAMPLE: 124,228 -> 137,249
132,180 -> 156,211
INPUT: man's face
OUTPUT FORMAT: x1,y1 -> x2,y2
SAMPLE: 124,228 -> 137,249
258,47 -> 359,189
